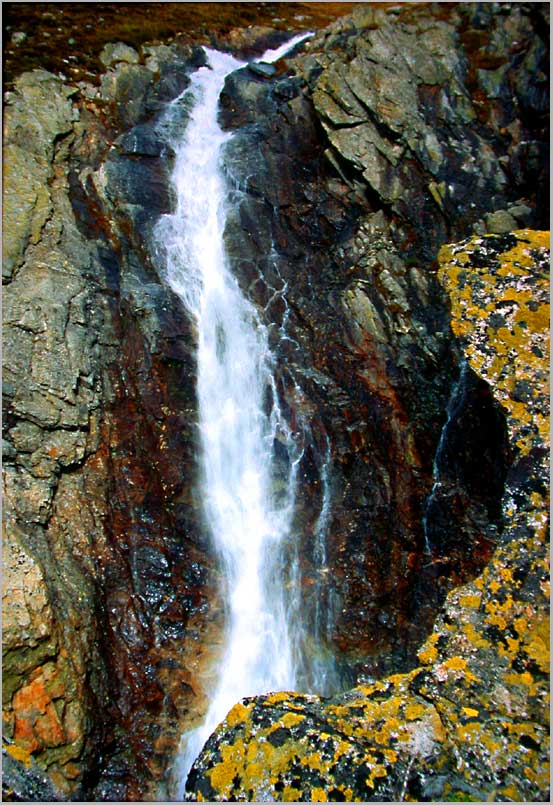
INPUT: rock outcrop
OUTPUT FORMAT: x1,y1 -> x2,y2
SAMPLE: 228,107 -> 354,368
2,2 -> 550,801
2,46 -> 222,800
3,69 -> 112,797
216,0 -> 548,681
185,230 -> 550,802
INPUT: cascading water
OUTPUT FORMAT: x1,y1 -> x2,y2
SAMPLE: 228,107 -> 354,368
153,34 -> 326,798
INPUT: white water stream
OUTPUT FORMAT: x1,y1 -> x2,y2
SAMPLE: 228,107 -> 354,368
153,35 -> 320,797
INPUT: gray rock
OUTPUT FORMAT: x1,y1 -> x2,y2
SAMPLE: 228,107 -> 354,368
11,31 -> 27,45
247,61 -> 277,78
485,209 -> 518,233
508,203 -> 533,226
100,63 -> 154,128
99,42 -> 140,68
2,72 -> 77,280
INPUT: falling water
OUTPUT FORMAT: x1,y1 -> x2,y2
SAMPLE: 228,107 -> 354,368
422,360 -> 470,553
153,34 -> 321,797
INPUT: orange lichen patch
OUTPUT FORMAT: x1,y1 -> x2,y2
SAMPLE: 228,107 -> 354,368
12,669 -> 67,752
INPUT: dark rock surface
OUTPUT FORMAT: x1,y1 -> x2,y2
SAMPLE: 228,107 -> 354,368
2,2 -> 550,801
185,230 -> 550,803
215,0 -> 548,682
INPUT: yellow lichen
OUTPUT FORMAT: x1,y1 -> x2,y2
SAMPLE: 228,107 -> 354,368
5,744 -> 32,767
438,230 -> 549,458
404,702 -> 426,720
501,784 -> 522,799
503,671 -> 535,688
458,592 -> 482,609
365,764 -> 388,789
226,702 -> 250,728
243,762 -> 263,785
301,751 -> 327,773
444,656 -> 468,671
522,617 -> 550,672
280,711 -> 305,729
208,741 -> 246,795
417,643 -> 438,665
264,691 -> 295,705
186,229 -> 549,804
462,622 -> 491,650
282,786 -> 302,801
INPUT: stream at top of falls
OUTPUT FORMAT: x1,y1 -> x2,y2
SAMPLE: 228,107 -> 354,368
153,34 -> 334,798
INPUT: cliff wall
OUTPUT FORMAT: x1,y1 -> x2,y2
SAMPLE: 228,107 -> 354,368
2,2 -> 549,800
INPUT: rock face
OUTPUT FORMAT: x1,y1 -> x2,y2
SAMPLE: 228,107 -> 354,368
2,45 -> 221,800
185,230 -> 550,802
216,0 -> 548,681
3,69 -> 111,797
2,2 -> 550,801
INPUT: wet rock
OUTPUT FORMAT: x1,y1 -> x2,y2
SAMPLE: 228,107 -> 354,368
216,0 -> 550,683
115,123 -> 164,157
185,231 -> 550,802
58,43 -> 228,799
247,61 -> 277,79
3,4 -> 549,801
2,743 -> 62,801
2,50 -> 208,796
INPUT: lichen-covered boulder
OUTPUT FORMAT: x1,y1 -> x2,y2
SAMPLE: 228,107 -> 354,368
184,230 -> 550,802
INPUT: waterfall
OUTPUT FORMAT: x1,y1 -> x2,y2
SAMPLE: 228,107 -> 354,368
153,34 -> 323,798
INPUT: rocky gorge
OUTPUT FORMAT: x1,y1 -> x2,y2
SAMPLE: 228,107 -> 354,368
2,2 -> 549,801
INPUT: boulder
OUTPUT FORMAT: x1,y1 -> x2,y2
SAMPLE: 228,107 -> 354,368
99,42 -> 140,68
